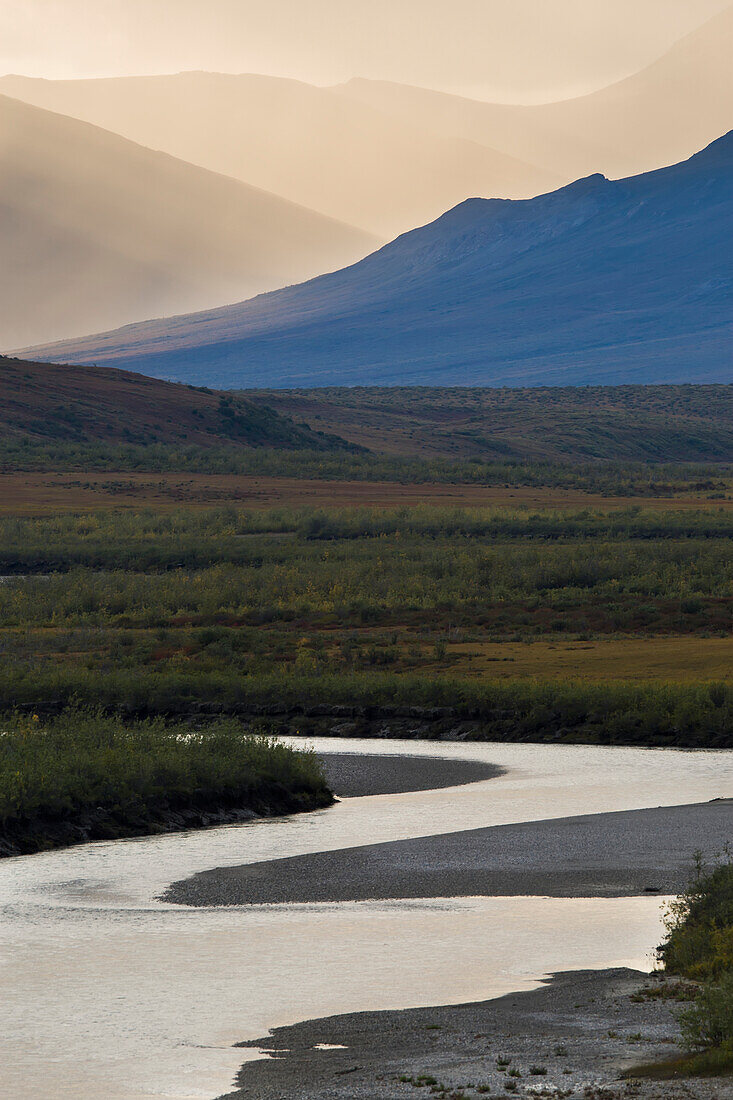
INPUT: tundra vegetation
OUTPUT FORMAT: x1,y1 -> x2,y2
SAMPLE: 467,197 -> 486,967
1,377 -> 730,848
0,502 -> 729,747
0,710 -> 332,855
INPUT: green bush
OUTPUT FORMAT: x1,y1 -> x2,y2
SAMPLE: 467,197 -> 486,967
655,859 -> 733,1073
0,710 -> 330,828
678,974 -> 733,1051
660,861 -> 733,980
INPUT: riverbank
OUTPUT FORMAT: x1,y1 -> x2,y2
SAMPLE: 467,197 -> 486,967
0,785 -> 335,858
0,749 -> 498,858
2,737 -> 729,1100
0,712 -> 334,857
165,798 -> 732,906
225,968 -> 723,1100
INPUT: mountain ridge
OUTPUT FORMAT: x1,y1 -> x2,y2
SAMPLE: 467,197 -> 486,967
0,71 -> 558,238
0,92 -> 375,348
23,131 -> 732,389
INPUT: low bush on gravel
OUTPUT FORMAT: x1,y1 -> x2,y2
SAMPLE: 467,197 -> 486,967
638,858 -> 733,1078
660,858 -> 733,981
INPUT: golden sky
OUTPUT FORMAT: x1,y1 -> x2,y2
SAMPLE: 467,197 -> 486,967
2,0 -> 730,101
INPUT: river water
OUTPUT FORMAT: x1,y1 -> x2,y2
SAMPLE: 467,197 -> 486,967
0,738 -> 730,1100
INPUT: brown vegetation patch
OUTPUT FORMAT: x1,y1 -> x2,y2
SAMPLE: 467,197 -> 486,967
1,471 -> 731,516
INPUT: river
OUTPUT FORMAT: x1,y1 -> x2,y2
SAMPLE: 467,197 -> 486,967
0,738 -> 729,1099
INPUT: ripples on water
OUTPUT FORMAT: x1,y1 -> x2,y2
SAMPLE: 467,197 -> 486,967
0,738 -> 729,1099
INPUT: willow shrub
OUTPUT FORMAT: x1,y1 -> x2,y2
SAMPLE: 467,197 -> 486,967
0,711 -> 329,825
660,860 -> 733,981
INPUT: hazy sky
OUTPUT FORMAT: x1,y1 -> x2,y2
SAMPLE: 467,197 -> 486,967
2,0 -> 731,101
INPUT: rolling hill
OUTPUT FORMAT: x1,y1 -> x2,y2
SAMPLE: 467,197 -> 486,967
27,133 -> 733,389
0,94 -> 375,349
0,71 -> 559,239
251,385 -> 733,464
0,356 -> 350,450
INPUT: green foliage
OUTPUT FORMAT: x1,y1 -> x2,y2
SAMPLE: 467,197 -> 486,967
0,710 -> 329,829
0,509 -> 730,633
0,437 -> 730,496
654,859 -> 733,1074
660,861 -> 733,981
0,670 -> 731,748
0,504 -> 730,748
678,974 -> 733,1052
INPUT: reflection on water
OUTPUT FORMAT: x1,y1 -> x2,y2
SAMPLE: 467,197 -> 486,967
0,739 -> 730,1099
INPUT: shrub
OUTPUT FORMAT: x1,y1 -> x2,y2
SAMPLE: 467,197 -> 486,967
660,860 -> 733,980
678,973 -> 733,1051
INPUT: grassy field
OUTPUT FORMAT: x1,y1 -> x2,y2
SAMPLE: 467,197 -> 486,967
2,470 -> 732,516
0,502 -> 729,747
1,374 -> 731,756
436,636 -> 733,683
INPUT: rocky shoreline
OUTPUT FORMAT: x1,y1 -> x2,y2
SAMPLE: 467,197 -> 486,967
222,968 -> 724,1100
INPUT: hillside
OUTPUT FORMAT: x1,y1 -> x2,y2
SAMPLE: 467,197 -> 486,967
251,386 -> 733,464
337,5 -> 733,182
28,134 -> 733,389
0,94 -> 374,349
0,357 -> 349,451
0,71 -> 558,238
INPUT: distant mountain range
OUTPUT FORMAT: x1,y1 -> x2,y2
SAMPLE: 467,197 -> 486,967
27,132 -> 732,389
2,5 -> 731,238
0,72 -> 558,240
337,4 -> 733,185
0,94 -> 375,348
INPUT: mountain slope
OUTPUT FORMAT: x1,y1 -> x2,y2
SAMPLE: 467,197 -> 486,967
0,94 -> 375,349
0,72 -> 559,238
0,356 -> 350,450
26,133 -> 733,389
337,5 -> 733,183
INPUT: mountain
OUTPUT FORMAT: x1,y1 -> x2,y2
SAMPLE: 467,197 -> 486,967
0,94 -> 375,349
0,72 -> 559,238
0,355 -> 351,450
3,5 -> 730,241
26,133 -> 733,389
336,5 -> 733,182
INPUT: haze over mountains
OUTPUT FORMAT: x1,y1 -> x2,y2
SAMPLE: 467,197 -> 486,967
338,4 -> 733,183
2,5 -> 731,240
3,7 -> 732,378
0,93 -> 375,348
0,72 -> 558,239
27,133 -> 733,389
